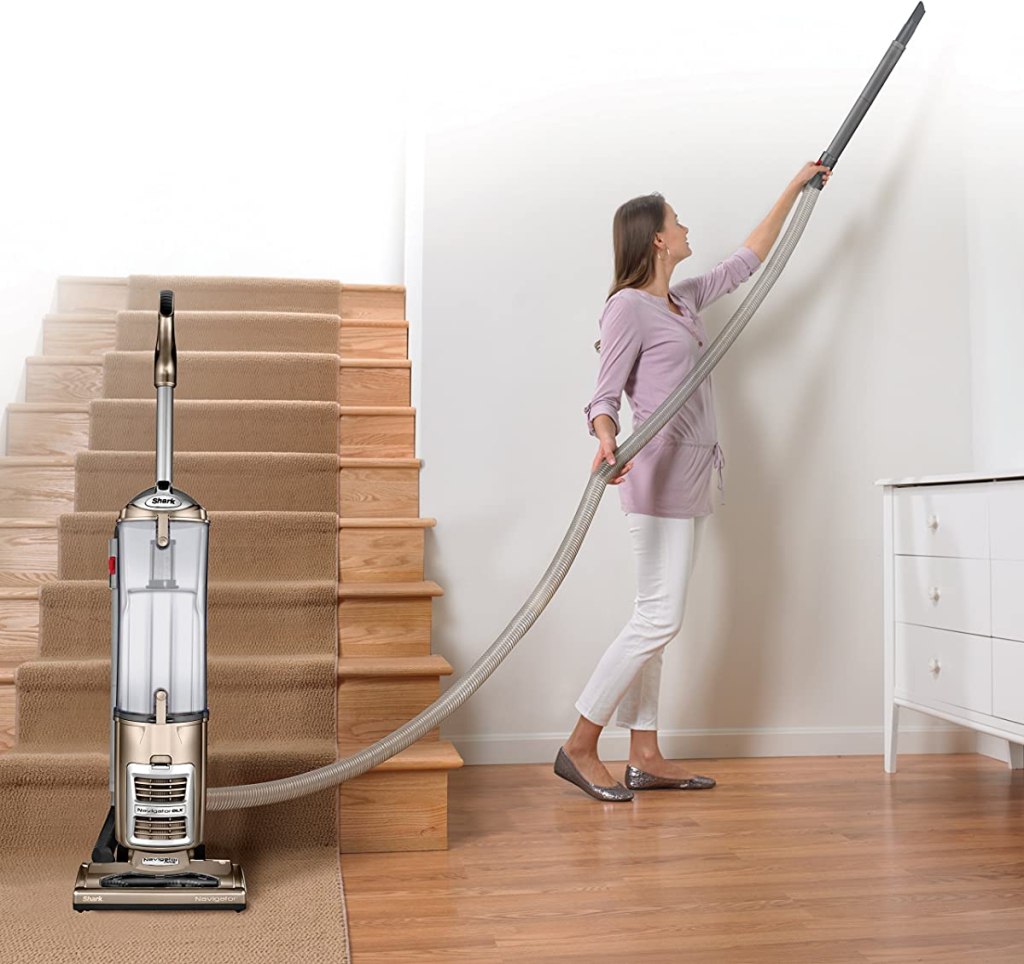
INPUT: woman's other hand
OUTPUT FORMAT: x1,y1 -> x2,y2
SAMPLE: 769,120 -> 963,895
792,161 -> 832,189
592,437 -> 633,485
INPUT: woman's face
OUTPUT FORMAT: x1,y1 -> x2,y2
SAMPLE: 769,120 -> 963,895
658,204 -> 691,262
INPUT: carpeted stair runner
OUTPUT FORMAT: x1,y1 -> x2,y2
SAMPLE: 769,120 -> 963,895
0,311 -> 353,960
116,312 -> 340,354
89,400 -> 340,453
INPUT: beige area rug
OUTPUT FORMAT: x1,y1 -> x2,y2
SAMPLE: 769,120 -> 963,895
0,343 -> 352,961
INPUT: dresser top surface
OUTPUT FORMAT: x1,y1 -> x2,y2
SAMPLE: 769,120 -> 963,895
876,468 -> 1024,487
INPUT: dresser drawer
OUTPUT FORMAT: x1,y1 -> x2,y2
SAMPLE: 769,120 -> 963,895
894,487 -> 988,558
895,623 -> 992,715
990,480 -> 1024,561
992,560 -> 1024,642
894,555 -> 991,636
993,637 -> 1024,724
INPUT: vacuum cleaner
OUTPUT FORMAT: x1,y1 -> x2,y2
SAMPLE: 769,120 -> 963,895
71,2 -> 924,901
73,291 -> 246,911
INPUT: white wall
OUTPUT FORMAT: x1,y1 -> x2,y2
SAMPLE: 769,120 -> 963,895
0,1 -> 410,411
415,0 -> 997,763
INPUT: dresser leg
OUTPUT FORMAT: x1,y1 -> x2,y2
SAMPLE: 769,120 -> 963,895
885,702 -> 900,773
1008,742 -> 1024,770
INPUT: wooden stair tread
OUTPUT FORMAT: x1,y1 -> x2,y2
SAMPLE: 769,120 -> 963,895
338,517 -> 436,528
338,456 -> 420,467
0,519 -> 58,528
0,588 -> 42,600
339,358 -> 410,368
0,456 -> 75,466
337,655 -> 453,678
26,356 -> 102,366
337,739 -> 463,772
8,403 -> 88,413
338,580 -> 443,598
339,318 -> 408,329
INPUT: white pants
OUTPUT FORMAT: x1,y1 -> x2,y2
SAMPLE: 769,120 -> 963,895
575,512 -> 707,730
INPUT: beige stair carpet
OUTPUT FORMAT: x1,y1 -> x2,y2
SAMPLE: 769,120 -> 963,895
1,345 -> 352,960
89,400 -> 340,454
75,451 -> 339,512
103,351 -> 340,401
116,311 -> 340,354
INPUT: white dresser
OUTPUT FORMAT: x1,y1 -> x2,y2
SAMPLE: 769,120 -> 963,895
879,471 -> 1024,773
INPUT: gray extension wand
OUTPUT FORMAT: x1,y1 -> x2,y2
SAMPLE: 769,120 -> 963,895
207,3 -> 926,811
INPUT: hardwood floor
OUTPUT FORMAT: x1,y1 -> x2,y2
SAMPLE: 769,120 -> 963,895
342,754 -> 1024,962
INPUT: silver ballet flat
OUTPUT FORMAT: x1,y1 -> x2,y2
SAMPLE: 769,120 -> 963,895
624,764 -> 717,790
554,747 -> 634,802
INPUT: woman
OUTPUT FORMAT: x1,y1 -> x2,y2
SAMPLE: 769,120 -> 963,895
554,161 -> 832,802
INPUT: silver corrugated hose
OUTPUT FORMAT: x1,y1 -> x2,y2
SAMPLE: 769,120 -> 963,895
206,183 -> 821,811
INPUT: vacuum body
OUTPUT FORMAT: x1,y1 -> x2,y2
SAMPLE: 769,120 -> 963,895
73,291 -> 246,911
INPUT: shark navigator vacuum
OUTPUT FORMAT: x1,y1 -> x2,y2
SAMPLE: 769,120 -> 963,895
73,291 -> 246,912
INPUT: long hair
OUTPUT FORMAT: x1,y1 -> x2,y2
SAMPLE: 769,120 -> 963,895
595,192 -> 666,352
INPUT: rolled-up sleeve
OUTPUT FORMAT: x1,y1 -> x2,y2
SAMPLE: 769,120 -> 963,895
671,246 -> 761,314
583,297 -> 642,437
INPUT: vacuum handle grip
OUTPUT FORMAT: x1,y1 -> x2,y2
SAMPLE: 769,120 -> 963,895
155,290 -> 177,389
806,2 -> 925,191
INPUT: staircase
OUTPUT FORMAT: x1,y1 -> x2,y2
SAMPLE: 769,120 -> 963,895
0,274 -> 462,853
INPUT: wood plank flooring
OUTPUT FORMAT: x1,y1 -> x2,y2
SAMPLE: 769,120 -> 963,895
342,754 -> 1024,962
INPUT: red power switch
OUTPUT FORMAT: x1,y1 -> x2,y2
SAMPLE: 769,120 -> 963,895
108,556 -> 116,576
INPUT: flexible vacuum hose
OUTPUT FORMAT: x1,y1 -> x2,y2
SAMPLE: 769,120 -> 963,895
206,186 -> 819,812
207,3 -> 924,812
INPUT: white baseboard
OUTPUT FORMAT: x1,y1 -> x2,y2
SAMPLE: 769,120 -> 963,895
444,722 -> 979,766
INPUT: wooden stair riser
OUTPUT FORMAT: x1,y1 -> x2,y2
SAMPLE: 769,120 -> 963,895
0,684 -> 13,752
0,523 -> 58,587
339,411 -> 414,458
338,676 -> 441,745
339,597 -> 433,658
340,527 -> 424,583
0,462 -> 420,519
25,360 -> 103,403
57,278 -> 405,321
0,596 -> 38,664
42,315 -> 408,361
340,325 -> 407,361
26,359 -> 411,407
0,597 -> 435,665
0,461 -> 74,517
339,464 -> 419,518
6,407 -> 415,459
6,408 -> 88,458
56,278 -> 127,315
339,770 -> 448,853
339,367 -> 409,407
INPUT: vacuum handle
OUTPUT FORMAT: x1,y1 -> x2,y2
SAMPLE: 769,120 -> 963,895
807,2 -> 925,190
155,291 -> 176,488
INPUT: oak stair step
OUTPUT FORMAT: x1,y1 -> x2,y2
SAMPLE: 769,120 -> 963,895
0,454 -> 422,519
57,275 -> 405,321
5,402 -> 417,459
42,312 -> 409,360
0,581 -> 445,665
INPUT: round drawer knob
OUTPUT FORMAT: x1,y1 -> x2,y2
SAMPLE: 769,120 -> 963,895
927,514 -> 939,531
928,586 -> 941,603
929,658 -> 941,675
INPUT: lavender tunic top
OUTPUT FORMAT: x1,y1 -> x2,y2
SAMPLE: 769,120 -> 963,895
584,246 -> 762,519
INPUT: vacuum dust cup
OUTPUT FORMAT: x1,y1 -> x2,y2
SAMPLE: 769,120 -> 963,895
73,290 -> 246,911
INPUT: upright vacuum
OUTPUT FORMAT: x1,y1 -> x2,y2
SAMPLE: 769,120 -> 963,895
73,291 -> 246,911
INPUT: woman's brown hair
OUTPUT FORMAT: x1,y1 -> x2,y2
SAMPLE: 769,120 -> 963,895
595,191 -> 667,352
